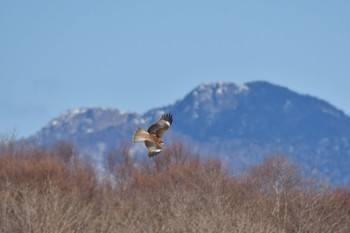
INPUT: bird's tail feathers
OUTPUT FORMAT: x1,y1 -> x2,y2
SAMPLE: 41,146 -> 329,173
132,128 -> 149,142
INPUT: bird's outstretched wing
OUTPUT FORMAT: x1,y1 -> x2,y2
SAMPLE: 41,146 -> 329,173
132,113 -> 173,157
145,141 -> 162,157
147,113 -> 173,138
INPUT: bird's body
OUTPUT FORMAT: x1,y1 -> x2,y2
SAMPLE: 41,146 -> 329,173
132,113 -> 173,157
133,128 -> 163,147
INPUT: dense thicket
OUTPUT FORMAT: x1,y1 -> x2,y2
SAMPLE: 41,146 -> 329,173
0,137 -> 349,233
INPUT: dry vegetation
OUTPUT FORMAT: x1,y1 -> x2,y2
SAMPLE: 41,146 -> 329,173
0,136 -> 349,233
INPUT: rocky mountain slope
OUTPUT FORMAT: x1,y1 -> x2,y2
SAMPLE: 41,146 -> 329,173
29,81 -> 350,185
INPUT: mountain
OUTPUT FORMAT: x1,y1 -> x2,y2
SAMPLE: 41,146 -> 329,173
29,81 -> 350,185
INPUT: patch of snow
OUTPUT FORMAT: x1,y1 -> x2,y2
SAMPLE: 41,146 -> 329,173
283,100 -> 293,111
59,108 -> 88,121
192,111 -> 199,119
71,108 -> 88,116
197,82 -> 249,97
133,118 -> 146,125
193,100 -> 200,109
238,84 -> 249,93
322,108 -> 341,118
155,110 -> 165,117
198,84 -> 208,90
51,120 -> 59,126
86,128 -> 94,134
216,88 -> 223,95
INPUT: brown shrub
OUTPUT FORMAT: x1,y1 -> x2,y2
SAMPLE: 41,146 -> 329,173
0,139 -> 349,232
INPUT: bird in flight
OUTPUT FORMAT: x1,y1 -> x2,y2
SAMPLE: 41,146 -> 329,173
132,113 -> 173,157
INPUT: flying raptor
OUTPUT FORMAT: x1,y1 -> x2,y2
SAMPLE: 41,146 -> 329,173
132,113 -> 173,157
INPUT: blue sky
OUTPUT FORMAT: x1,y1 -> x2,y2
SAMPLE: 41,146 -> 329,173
1,1 -> 350,138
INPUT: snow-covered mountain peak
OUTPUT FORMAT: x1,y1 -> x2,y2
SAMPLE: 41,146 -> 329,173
181,82 -> 249,118
37,107 -> 143,140
58,108 -> 88,122
195,82 -> 249,96
57,107 -> 121,120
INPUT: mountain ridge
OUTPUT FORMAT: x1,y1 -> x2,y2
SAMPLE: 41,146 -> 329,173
29,81 -> 350,185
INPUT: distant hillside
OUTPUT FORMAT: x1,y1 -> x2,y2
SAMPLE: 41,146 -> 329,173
29,81 -> 350,185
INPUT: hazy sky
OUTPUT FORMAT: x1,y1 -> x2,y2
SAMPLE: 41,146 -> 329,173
1,1 -> 350,137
